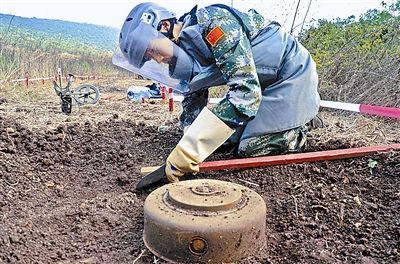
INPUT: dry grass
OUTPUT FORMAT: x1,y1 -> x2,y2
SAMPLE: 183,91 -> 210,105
310,111 -> 399,146
0,78 -> 398,146
0,78 -> 180,131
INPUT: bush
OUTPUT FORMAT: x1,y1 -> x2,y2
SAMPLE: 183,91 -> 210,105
299,1 -> 400,107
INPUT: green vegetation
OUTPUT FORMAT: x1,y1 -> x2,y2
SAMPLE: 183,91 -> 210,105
0,13 -> 124,82
0,14 -> 119,51
300,1 -> 400,106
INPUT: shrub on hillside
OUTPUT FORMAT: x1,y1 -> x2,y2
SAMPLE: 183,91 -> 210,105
300,1 -> 399,106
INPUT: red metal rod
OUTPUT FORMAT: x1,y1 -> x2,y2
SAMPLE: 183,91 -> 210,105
199,144 -> 400,172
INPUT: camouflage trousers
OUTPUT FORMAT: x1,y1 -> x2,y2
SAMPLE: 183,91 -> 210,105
236,126 -> 308,157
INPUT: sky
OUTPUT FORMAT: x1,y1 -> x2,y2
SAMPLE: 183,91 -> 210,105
0,0 -> 394,32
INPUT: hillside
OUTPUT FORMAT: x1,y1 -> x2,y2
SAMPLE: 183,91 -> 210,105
0,13 -> 119,51
0,14 -> 125,80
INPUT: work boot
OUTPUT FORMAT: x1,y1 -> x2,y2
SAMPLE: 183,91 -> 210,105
307,115 -> 325,129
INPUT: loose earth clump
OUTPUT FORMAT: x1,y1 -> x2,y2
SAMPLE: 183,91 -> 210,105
0,80 -> 399,263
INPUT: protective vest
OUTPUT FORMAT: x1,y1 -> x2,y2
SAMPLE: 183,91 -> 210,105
178,5 -> 320,139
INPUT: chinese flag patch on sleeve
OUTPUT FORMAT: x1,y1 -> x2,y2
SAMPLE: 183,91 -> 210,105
206,26 -> 225,46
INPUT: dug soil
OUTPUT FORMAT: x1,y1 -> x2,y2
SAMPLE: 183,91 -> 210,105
0,80 -> 399,263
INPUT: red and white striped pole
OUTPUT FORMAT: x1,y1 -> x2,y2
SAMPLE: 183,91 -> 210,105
172,96 -> 400,119
168,87 -> 174,112
320,100 -> 400,119
57,68 -> 62,87
25,74 -> 29,88
161,85 -> 166,104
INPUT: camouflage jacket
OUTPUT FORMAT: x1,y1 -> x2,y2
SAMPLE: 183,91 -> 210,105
178,5 -> 320,137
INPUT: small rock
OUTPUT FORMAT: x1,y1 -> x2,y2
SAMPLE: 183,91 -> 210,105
42,158 -> 52,166
312,167 -> 321,173
158,125 -> 170,132
3,236 -> 9,245
46,181 -> 55,188
342,176 -> 350,183
6,127 -> 15,133
320,225 -> 329,231
354,195 -> 362,206
283,232 -> 292,239
9,235 -> 20,243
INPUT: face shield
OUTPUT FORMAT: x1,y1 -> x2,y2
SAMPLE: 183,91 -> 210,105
113,22 -> 194,93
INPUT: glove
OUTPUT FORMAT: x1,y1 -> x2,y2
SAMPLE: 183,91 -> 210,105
183,125 -> 190,134
165,107 -> 235,182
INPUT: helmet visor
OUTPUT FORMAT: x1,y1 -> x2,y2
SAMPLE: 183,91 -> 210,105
113,22 -> 193,93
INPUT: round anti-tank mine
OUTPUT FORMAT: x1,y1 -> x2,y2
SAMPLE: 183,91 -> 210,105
143,179 -> 267,263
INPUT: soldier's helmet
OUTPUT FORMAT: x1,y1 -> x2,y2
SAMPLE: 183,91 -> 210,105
119,2 -> 176,68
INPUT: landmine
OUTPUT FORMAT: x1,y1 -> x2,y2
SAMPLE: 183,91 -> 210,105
143,179 -> 266,263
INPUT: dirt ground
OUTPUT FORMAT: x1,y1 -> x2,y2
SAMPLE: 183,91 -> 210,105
0,79 -> 399,264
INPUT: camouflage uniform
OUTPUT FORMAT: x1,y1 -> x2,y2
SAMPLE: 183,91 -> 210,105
178,5 -> 319,157
180,6 -> 264,128
237,125 -> 308,157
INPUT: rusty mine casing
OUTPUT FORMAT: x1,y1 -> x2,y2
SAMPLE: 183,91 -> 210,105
143,179 -> 267,263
